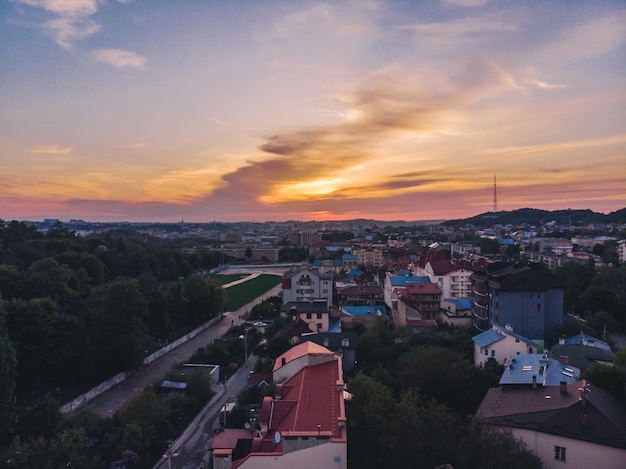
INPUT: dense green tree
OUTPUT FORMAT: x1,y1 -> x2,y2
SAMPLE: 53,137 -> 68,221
393,346 -> 475,414
3,298 -> 78,393
354,319 -> 394,372
582,364 -> 626,403
0,312 -> 17,433
17,394 -> 61,438
457,419 -> 543,469
19,257 -> 77,310
87,278 -> 151,375
265,337 -> 291,361
0,264 -> 20,300
585,310 -> 618,337
346,373 -> 396,469
185,369 -> 214,407
580,285 -> 619,317
614,348 -> 626,370
183,276 -> 224,327
554,262 -> 594,315
391,390 -> 463,469
119,391 -> 167,425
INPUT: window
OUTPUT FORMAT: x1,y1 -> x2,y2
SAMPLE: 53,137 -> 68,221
317,323 -> 322,331
490,350 -> 495,357
515,338 -> 520,343
483,348 -> 488,356
317,313 -> 323,319
323,338 -> 329,346
554,446 -> 566,462
341,338 -> 350,347
306,313 -> 312,319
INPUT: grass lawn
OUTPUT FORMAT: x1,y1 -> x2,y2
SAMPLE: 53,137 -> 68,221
224,274 -> 282,311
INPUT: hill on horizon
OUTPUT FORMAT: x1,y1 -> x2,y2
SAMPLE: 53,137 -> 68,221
439,207 -> 626,228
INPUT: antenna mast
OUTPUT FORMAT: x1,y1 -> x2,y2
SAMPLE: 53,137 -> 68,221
493,174 -> 498,213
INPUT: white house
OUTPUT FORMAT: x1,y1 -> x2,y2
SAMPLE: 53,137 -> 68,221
282,267 -> 333,307
472,324 -> 538,368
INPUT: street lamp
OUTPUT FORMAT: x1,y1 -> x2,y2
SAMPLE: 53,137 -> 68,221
238,328 -> 248,363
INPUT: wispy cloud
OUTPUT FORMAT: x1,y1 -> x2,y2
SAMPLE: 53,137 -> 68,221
18,0 -> 100,48
396,13 -> 517,43
29,145 -> 73,154
441,0 -> 489,6
91,49 -> 146,69
529,79 -> 567,89
542,15 -> 626,63
212,61 -> 518,206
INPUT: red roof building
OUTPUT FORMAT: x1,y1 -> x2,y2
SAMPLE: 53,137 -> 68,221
211,342 -> 347,469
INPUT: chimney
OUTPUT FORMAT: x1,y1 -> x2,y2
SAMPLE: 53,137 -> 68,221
559,335 -> 565,345
560,381 -> 567,395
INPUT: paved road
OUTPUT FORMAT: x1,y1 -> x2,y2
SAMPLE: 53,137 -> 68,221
88,279 -> 282,418
156,355 -> 257,469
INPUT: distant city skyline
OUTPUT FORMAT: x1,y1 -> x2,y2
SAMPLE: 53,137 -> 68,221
1,0 -> 625,223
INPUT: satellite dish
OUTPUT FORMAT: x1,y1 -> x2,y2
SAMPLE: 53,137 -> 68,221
244,422 -> 251,429
274,431 -> 281,444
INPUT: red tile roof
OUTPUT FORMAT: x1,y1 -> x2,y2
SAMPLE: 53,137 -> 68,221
211,429 -> 255,450
271,359 -> 343,438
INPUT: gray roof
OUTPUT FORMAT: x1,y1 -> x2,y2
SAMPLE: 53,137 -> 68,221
477,380 -> 626,449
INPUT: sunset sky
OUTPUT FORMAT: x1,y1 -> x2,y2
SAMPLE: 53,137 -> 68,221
1,0 -> 625,223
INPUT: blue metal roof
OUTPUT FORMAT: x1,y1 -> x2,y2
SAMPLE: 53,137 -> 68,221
499,354 -> 580,386
341,306 -> 384,317
563,333 -> 611,352
389,275 -> 431,286
444,298 -> 472,310
473,328 -> 506,347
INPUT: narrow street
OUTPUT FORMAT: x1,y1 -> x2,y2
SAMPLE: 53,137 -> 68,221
87,280 -> 282,418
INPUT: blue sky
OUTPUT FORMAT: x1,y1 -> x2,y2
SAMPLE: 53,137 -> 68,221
1,0 -> 624,222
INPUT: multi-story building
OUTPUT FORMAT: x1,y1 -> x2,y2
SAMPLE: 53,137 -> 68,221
286,231 -> 323,247
210,342 -> 347,469
414,252 -> 486,299
383,272 -> 431,310
394,282 -> 442,325
282,267 -> 333,307
353,246 -> 384,268
470,263 -> 563,343
618,240 -> 626,263
281,301 -> 331,333
335,284 -> 384,307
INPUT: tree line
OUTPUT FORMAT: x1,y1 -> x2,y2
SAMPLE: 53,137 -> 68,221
0,220 -> 227,436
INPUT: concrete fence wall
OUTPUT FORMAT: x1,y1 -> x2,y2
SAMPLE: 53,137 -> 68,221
60,314 -> 223,414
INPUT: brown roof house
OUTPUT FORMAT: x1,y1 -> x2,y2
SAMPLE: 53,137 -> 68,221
476,379 -> 626,469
